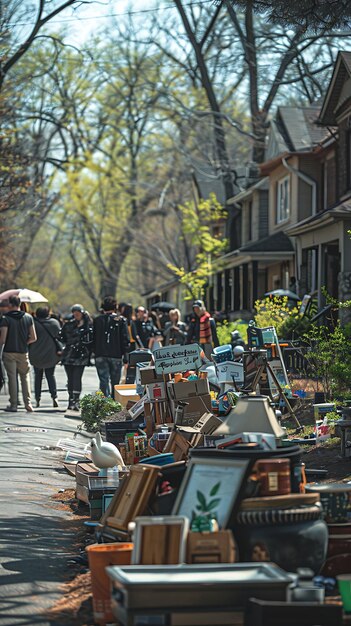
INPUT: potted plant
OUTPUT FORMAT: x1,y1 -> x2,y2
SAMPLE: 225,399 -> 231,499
79,391 -> 122,433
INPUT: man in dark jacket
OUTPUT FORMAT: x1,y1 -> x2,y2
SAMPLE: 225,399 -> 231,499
93,296 -> 130,397
0,295 -> 37,412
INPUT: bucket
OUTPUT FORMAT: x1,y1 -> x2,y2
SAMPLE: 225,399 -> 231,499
86,542 -> 133,624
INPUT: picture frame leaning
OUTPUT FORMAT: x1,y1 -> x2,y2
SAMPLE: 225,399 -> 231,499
172,455 -> 252,529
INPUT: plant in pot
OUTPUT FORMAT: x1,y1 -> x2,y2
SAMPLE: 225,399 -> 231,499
79,391 -> 122,433
191,482 -> 221,532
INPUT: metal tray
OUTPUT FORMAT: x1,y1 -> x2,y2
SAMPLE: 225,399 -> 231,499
107,562 -> 293,611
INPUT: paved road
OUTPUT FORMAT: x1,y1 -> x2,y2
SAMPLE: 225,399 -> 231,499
0,365 -> 99,626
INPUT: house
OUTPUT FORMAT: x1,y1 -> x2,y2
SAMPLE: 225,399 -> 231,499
207,104 -> 329,318
287,51 -> 351,323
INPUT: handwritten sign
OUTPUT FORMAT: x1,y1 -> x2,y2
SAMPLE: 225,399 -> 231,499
153,344 -> 202,375
215,361 -> 244,384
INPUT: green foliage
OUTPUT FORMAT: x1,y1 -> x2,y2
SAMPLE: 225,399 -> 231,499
195,482 -> 222,513
278,313 -> 312,340
216,319 -> 248,345
79,391 -> 122,433
303,323 -> 351,399
254,296 -> 301,337
168,194 -> 228,299
324,411 -> 339,423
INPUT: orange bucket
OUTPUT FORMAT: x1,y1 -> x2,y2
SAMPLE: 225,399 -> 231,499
86,542 -> 133,625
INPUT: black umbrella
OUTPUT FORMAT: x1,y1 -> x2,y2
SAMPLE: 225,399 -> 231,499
264,289 -> 300,301
151,301 -> 176,312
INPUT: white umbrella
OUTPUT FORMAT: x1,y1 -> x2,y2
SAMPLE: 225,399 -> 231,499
0,288 -> 48,304
18,289 -> 48,303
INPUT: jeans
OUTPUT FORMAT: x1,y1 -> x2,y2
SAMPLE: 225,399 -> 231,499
34,366 -> 57,401
3,352 -> 32,408
64,365 -> 85,394
95,356 -> 122,397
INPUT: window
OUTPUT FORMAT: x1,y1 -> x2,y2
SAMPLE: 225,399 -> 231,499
277,176 -> 290,223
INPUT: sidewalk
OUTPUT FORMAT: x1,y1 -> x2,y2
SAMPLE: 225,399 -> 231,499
0,366 -> 99,626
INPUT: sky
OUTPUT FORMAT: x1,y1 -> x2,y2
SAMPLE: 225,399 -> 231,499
44,0 -> 176,45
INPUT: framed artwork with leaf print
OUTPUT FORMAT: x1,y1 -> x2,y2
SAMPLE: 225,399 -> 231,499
172,456 -> 251,529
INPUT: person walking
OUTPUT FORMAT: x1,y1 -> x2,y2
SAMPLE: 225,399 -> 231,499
93,296 -> 130,397
59,304 -> 93,411
0,295 -> 37,412
29,307 -> 62,408
163,308 -> 187,345
186,299 -> 219,359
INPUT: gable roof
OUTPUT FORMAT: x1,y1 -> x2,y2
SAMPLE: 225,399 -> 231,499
319,51 -> 351,126
265,105 -> 330,162
276,106 -> 330,151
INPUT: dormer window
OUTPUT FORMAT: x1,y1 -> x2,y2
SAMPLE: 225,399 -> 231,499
277,176 -> 290,223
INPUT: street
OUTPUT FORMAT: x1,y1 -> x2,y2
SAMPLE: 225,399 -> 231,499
0,365 -> 99,626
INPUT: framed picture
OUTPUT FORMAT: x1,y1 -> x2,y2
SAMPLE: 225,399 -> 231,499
132,516 -> 189,565
172,456 -> 251,529
101,464 -> 160,532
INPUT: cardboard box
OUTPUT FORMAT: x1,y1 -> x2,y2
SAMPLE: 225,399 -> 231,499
192,412 -> 223,435
187,530 -> 236,564
170,394 -> 212,427
215,361 -> 244,385
145,382 -> 167,401
114,384 -> 140,407
140,366 -> 163,385
167,379 -> 210,401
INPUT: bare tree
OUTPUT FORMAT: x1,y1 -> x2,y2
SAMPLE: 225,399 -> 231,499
0,0 -> 93,90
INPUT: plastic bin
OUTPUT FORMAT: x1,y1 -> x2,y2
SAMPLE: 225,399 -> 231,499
86,542 -> 133,625
212,344 -> 233,363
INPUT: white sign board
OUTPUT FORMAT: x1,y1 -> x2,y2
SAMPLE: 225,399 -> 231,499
154,344 -> 202,375
215,361 -> 244,384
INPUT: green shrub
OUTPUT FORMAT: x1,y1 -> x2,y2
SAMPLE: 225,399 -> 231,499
216,319 -> 248,345
79,391 -> 122,432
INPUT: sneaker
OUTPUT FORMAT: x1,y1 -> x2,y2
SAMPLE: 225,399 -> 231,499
4,405 -> 17,412
36,400 -> 40,408
25,404 -> 34,413
53,398 -> 59,408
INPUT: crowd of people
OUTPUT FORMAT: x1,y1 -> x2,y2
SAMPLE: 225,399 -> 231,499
0,296 -> 220,413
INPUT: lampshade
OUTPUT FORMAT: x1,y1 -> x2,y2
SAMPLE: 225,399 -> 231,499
213,395 -> 285,438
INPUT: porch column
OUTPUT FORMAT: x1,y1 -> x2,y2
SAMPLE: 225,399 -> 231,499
217,272 -> 223,311
252,260 -> 258,309
243,263 -> 249,310
234,267 -> 240,311
224,269 -> 231,313
317,244 -> 323,310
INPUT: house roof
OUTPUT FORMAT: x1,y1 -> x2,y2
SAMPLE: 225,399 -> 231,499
219,230 -> 295,270
319,51 -> 351,126
286,197 -> 351,236
228,177 -> 269,204
275,105 -> 330,152
240,230 -> 294,253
